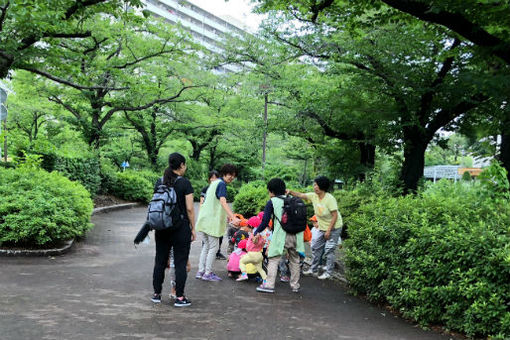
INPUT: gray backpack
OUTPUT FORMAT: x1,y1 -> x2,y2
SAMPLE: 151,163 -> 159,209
146,177 -> 182,230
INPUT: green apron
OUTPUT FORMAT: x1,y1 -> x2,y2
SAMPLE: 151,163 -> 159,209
196,179 -> 227,237
267,196 -> 305,258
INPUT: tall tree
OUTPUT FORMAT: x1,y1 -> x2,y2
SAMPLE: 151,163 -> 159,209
253,0 -> 510,185
36,16 -> 203,148
0,0 -> 141,79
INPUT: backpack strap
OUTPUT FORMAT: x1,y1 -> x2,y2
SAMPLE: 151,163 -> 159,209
272,195 -> 287,225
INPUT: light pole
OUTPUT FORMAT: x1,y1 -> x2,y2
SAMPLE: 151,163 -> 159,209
259,84 -> 271,178
0,87 -> 7,161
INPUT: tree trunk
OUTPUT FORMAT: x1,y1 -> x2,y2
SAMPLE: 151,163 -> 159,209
208,144 -> 217,171
400,128 -> 429,194
0,57 -> 12,80
358,142 -> 376,181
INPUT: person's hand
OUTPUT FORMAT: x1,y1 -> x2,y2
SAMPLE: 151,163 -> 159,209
285,189 -> 290,195
186,261 -> 191,272
324,230 -> 331,240
230,216 -> 241,226
191,229 -> 196,242
253,234 -> 260,243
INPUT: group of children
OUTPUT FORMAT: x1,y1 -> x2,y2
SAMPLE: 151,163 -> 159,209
225,212 -> 312,285
164,211 -> 320,298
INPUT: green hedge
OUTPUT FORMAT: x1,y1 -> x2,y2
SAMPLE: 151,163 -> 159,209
0,168 -> 93,247
54,157 -> 101,196
36,152 -> 101,196
344,180 -> 510,338
108,170 -> 157,204
233,182 -> 269,217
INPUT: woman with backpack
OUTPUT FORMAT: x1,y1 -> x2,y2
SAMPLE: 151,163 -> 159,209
151,152 -> 196,307
287,176 -> 342,280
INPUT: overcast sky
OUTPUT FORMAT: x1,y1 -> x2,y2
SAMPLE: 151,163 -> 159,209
187,0 -> 264,31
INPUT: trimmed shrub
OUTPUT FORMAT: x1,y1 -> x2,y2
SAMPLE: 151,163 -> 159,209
233,182 -> 269,217
344,180 -> 510,338
0,167 -> 93,247
54,157 -> 101,196
226,185 -> 238,203
109,170 -> 155,204
0,161 -> 16,169
35,151 -> 102,196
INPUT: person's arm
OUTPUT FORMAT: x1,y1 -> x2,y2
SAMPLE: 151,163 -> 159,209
324,210 -> 338,240
199,197 -> 204,206
286,189 -> 308,200
219,197 -> 239,225
185,193 -> 196,241
254,200 -> 273,235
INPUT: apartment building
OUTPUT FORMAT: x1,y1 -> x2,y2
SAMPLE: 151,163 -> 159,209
142,0 -> 249,72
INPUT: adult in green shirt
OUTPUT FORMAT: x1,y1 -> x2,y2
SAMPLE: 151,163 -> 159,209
287,176 -> 342,280
195,164 -> 240,281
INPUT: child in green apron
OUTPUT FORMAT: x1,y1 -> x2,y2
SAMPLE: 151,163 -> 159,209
253,178 -> 304,293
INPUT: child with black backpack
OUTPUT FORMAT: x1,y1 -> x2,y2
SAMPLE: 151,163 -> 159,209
252,178 -> 305,294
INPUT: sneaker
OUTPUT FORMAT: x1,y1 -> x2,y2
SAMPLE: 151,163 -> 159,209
202,272 -> 222,281
216,252 -> 227,260
151,293 -> 161,303
318,272 -> 331,280
302,268 -> 316,276
256,281 -> 274,293
174,296 -> 191,307
236,273 -> 249,281
291,287 -> 300,293
280,275 -> 290,283
195,271 -> 204,279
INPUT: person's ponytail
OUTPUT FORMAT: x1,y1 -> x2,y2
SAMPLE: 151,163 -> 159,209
163,152 -> 186,187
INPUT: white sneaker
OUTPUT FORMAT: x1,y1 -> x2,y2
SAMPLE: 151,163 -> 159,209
318,272 -> 331,280
302,268 -> 315,276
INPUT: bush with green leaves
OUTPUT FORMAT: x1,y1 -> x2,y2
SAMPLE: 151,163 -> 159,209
108,170 -> 156,203
54,156 -> 102,196
233,182 -> 269,217
0,167 -> 93,247
344,180 -> 510,338
226,185 -> 238,203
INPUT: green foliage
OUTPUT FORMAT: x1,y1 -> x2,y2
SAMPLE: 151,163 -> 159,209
54,157 -> 102,196
232,182 -> 269,217
478,162 -> 510,200
344,180 -> 510,338
0,167 -> 93,247
0,0 -> 143,78
13,151 -> 43,170
226,185 -> 238,203
461,171 -> 472,181
109,170 -> 155,203
0,161 -> 16,169
263,163 -> 301,186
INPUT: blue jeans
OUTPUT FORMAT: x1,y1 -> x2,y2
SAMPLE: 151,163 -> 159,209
311,228 -> 341,274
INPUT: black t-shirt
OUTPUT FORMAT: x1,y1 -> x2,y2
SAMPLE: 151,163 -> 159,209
154,177 -> 194,223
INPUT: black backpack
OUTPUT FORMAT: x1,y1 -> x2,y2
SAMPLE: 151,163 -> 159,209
146,177 -> 182,231
274,195 -> 307,234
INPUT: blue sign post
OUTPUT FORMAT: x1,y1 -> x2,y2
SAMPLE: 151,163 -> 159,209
121,161 -> 130,172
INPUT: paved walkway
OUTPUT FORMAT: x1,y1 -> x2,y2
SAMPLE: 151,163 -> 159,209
0,206 -> 455,340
